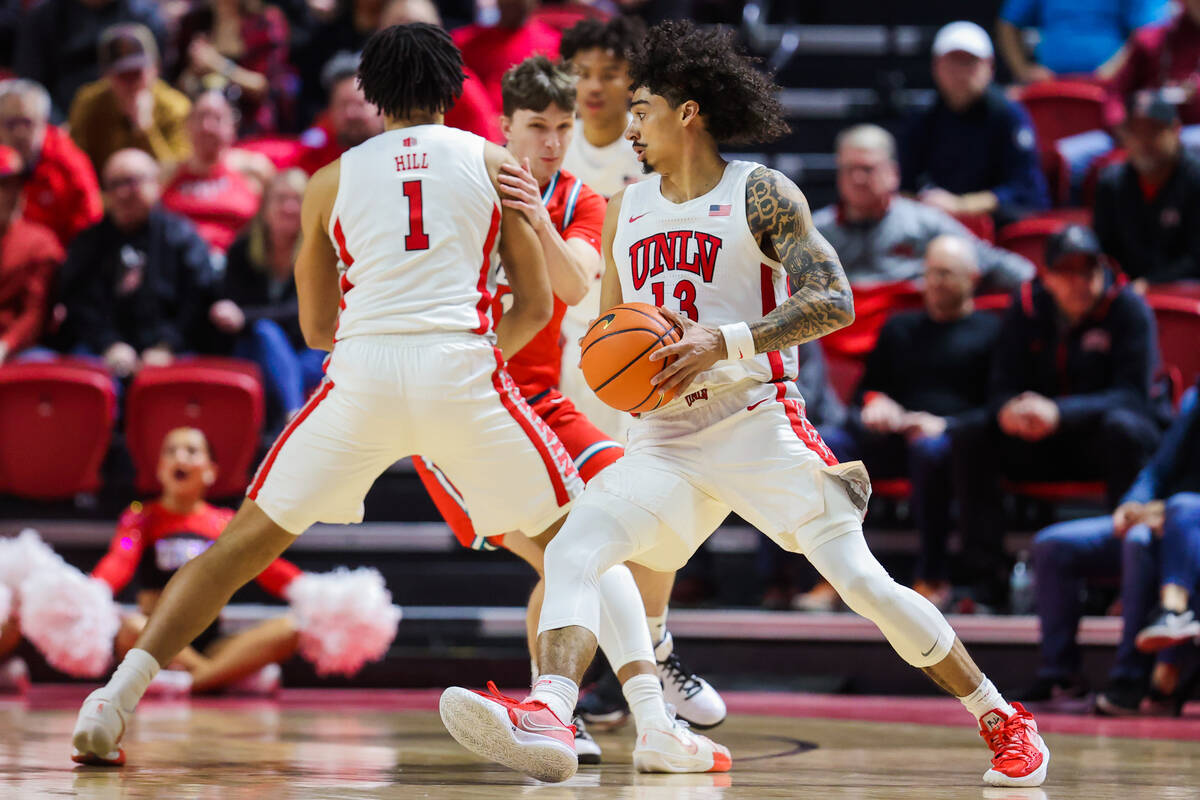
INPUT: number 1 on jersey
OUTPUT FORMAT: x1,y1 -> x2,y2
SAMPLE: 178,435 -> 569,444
402,180 -> 430,251
651,280 -> 698,321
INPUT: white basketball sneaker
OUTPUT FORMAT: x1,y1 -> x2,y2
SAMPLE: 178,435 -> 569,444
633,717 -> 732,774
655,633 -> 726,729
71,688 -> 130,766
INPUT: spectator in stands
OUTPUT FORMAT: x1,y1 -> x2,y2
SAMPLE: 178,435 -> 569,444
816,124 -> 1034,291
0,146 -> 66,364
559,15 -> 646,198
1030,379 -> 1200,715
0,79 -> 102,247
295,52 -> 383,175
901,21 -> 1050,225
952,224 -> 1163,606
806,236 -> 1000,612
173,0 -> 296,136
58,149 -> 215,377
14,0 -> 166,119
1103,0 -> 1200,126
996,0 -> 1169,83
69,24 -> 192,173
377,0 -> 501,142
209,168 -> 324,421
161,91 -> 262,254
453,0 -> 561,112
1094,89 -> 1200,288
294,0 -> 381,124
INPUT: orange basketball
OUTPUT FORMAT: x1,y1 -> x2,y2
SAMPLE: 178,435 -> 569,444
580,303 -> 682,414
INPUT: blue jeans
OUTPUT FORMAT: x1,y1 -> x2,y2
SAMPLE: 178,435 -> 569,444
1032,517 -> 1159,683
235,319 -> 325,415
1161,492 -> 1200,592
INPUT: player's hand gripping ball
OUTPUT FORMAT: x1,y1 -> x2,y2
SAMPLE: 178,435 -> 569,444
580,303 -> 682,413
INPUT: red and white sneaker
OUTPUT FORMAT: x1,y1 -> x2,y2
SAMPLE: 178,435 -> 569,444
633,718 -> 732,774
70,688 -> 129,766
979,702 -> 1050,787
440,681 -> 577,783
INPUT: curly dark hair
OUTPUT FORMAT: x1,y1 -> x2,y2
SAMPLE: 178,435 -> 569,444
628,20 -> 790,145
358,23 -> 464,119
560,15 -> 646,63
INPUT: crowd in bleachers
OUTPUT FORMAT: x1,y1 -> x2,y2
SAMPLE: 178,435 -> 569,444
0,0 -> 1198,713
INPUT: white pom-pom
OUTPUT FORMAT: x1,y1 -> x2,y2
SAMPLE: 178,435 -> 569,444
285,567 -> 401,677
18,565 -> 119,678
0,529 -> 65,590
0,583 -> 11,628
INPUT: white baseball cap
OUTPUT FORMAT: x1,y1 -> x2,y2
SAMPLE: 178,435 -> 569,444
932,21 -> 994,60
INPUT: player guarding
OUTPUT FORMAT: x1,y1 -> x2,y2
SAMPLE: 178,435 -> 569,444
70,23 -> 600,766
413,56 -> 724,763
441,21 -> 1050,788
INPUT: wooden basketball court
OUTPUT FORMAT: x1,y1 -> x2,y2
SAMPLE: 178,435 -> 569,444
4,688 -> 1199,799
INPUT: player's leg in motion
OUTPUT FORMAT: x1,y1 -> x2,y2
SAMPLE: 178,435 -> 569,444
805,530 -> 1050,788
70,500 -> 297,764
440,494 -> 730,783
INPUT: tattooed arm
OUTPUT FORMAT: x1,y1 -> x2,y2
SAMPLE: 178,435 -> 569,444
745,166 -> 854,352
650,166 -> 853,394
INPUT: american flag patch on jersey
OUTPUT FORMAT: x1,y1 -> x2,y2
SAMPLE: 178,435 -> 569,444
709,204 -> 731,216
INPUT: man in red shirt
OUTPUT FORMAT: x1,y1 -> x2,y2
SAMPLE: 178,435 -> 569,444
0,79 -> 102,248
1104,0 -> 1200,125
413,57 -> 725,760
161,91 -> 261,254
452,0 -> 562,112
294,53 -> 385,176
0,144 -> 66,364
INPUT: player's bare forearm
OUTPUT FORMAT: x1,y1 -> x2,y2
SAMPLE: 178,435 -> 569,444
598,187 -> 627,313
537,227 -> 592,306
745,166 -> 854,352
494,307 -> 547,361
296,162 -> 341,352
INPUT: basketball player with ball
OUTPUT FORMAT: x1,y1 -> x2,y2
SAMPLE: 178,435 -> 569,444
441,21 -> 1051,787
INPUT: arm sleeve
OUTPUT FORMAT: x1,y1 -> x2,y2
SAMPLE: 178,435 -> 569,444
988,295 -> 1033,415
1055,296 -> 1155,426
254,557 -> 303,598
0,253 -> 60,352
89,508 -> 148,594
1123,386 -> 1198,503
999,0 -> 1039,26
992,103 -> 1050,210
561,187 -> 605,254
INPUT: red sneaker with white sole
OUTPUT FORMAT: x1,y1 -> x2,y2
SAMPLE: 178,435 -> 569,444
979,702 -> 1050,787
633,719 -> 732,774
440,681 -> 577,783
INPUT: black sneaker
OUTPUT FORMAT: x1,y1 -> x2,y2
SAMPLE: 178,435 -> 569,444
1094,678 -> 1145,716
572,715 -> 602,764
576,670 -> 629,731
1135,608 -> 1200,653
1013,674 -> 1087,703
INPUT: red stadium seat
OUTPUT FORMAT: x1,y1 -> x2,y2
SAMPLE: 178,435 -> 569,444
951,211 -> 995,243
1145,293 -> 1200,388
126,357 -> 265,498
871,478 -> 911,501
1001,479 -> 1106,503
0,359 -> 116,499
1015,80 -> 1109,150
822,282 -> 924,362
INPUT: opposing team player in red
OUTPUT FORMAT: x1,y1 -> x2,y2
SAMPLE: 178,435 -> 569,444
413,56 -> 724,763
442,21 -> 1051,787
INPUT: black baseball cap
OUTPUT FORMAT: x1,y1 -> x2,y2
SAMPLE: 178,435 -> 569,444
1045,224 -> 1103,271
1126,87 -> 1180,126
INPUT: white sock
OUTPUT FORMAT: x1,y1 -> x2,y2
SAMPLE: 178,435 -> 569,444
647,612 -> 668,645
528,674 -> 577,724
959,678 -> 1015,728
622,672 -> 673,734
107,648 -> 161,711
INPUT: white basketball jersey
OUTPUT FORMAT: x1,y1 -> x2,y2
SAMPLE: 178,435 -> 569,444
613,160 -> 797,405
328,125 -> 501,341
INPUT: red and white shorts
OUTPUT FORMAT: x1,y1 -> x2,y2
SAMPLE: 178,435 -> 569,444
248,334 -> 583,536
415,388 -> 624,550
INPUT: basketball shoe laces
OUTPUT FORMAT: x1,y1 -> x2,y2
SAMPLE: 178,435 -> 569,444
659,651 -> 704,700
980,706 -> 1039,770
473,681 -> 577,736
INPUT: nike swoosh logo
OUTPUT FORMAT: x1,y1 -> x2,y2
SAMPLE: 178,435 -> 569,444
628,212 -> 650,223
747,397 -> 770,412
921,633 -> 940,658
517,712 -> 566,734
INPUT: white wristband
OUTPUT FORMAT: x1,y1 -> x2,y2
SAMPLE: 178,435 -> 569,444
719,321 -> 754,360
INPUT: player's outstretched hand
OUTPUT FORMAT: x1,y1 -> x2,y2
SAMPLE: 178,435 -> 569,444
498,158 -> 553,232
649,307 -> 722,394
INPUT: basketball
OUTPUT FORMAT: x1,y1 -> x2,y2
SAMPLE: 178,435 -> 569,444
579,303 -> 682,414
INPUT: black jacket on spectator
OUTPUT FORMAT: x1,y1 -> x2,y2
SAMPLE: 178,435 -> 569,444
1093,151 -> 1200,284
988,274 -> 1160,426
14,0 -> 167,120
900,85 -> 1050,223
58,208 -> 214,354
856,309 -> 1001,427
219,233 -> 303,349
